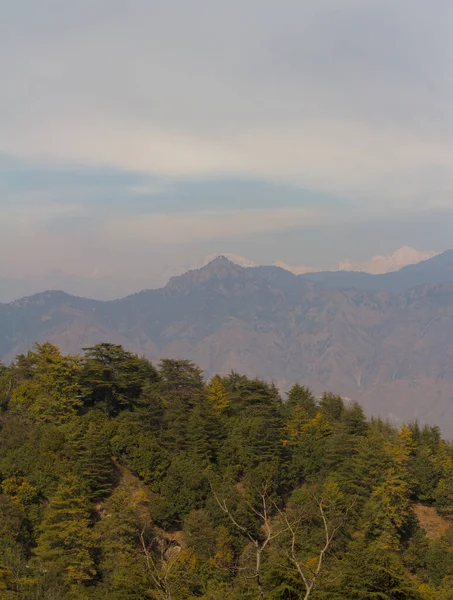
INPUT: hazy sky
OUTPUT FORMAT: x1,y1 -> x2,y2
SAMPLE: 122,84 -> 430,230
2,0 -> 453,298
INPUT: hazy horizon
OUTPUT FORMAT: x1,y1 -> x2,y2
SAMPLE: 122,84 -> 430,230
2,0 -> 453,296
0,245 -> 446,303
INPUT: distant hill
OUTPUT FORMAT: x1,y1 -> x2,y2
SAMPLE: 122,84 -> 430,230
279,245 -> 439,275
2,252 -> 453,434
300,249 -> 453,292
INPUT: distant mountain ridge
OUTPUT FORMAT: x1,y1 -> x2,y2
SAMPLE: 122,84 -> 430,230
0,246 -> 440,303
300,249 -> 453,292
206,246 -> 439,276
1,251 -> 453,434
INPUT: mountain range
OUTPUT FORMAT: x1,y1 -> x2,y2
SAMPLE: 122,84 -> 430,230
270,246 -> 439,275
1,250 -> 453,434
0,247 -> 438,303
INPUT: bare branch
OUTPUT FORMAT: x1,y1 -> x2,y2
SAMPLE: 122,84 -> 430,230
278,493 -> 357,600
209,480 -> 288,600
140,529 -> 182,600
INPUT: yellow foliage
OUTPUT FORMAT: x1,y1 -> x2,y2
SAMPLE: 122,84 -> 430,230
212,526 -> 234,571
285,409 -> 332,443
1,475 -> 38,507
306,412 -> 333,438
305,556 -> 319,569
399,424 -> 417,456
207,377 -> 230,414
285,405 -> 309,440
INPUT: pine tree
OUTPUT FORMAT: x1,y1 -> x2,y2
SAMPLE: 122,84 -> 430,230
72,422 -> 115,501
158,359 -> 205,451
95,484 -> 147,598
342,402 -> 368,436
319,392 -> 344,422
337,538 -> 423,599
186,403 -> 218,465
33,476 -> 96,586
285,384 -> 317,418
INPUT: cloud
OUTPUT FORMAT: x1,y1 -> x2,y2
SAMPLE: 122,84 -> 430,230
2,0 -> 453,297
2,0 -> 453,203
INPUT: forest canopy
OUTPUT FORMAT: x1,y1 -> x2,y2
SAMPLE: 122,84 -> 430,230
1,342 -> 453,599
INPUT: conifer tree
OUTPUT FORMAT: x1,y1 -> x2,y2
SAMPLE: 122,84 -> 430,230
158,359 -> 205,451
33,476 -> 96,586
186,403 -> 218,465
72,422 -> 115,501
286,384 -> 317,418
95,484 -> 147,598
207,376 -> 230,414
318,392 -> 344,422
10,342 -> 83,424
337,538 -> 423,599
81,343 -> 158,416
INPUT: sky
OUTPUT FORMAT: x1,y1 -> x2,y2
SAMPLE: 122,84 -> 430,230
2,0 -> 453,299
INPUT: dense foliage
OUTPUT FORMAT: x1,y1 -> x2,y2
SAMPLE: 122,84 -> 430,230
1,342 -> 453,599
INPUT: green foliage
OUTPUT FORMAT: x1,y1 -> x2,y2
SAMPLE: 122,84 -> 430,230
0,341 -> 451,599
184,510 -> 216,561
334,538 -> 423,599
318,392 -> 344,422
94,482 -> 149,598
33,475 -> 96,586
285,384 -> 317,418
71,420 -> 115,501
10,342 -> 83,424
81,343 -> 158,416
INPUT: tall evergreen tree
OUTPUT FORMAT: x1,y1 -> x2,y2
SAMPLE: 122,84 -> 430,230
285,384 -> 317,418
72,421 -> 115,501
81,343 -> 158,416
33,476 -> 96,586
158,359 -> 205,451
95,484 -> 148,598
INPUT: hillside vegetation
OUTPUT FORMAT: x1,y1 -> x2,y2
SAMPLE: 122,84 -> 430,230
1,342 -> 453,599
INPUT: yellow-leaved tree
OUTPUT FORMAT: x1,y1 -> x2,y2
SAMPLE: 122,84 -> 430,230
207,376 -> 230,414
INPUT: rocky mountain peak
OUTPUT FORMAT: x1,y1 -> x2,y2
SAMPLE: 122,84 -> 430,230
165,255 -> 246,291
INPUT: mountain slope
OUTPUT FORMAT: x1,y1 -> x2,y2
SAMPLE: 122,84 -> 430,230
300,249 -> 453,292
1,254 -> 453,433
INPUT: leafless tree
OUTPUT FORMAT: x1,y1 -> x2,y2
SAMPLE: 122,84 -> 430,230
140,530 -> 182,600
279,492 -> 356,600
210,480 -> 289,600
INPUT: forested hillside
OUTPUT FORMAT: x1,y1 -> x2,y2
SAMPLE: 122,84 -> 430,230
2,255 -> 453,434
1,342 -> 453,599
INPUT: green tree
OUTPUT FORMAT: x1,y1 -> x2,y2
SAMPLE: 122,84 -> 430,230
81,343 -> 158,416
158,359 -> 205,451
95,483 -> 148,598
318,392 -> 344,422
186,402 -> 219,465
33,475 -> 96,586
10,342 -> 83,424
285,384 -> 317,418
184,509 -> 217,562
71,420 -> 115,500
336,538 -> 423,599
